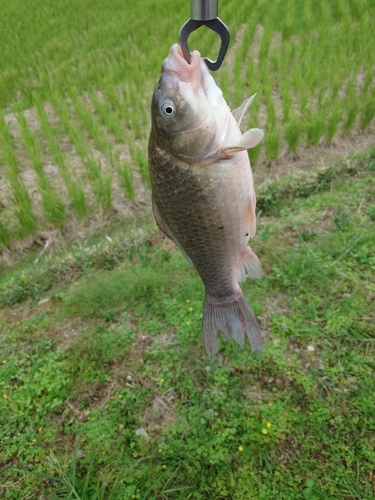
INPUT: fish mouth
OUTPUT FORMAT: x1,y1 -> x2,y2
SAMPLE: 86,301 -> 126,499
162,44 -> 202,84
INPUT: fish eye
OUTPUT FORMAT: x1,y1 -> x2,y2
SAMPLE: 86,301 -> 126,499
161,100 -> 175,118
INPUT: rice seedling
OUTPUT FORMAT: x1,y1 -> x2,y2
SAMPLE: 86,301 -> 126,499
130,145 -> 150,188
264,93 -> 279,160
0,115 -> 37,236
17,112 -> 66,226
126,84 -> 145,141
112,154 -> 135,201
325,103 -> 342,144
284,113 -> 301,153
280,82 -> 292,123
359,94 -> 375,131
357,67 -> 375,131
281,0 -> 296,40
306,108 -> 326,147
51,93 -> 112,212
343,81 -> 359,134
258,26 -> 272,64
69,91 -> 108,155
303,0 -> 316,29
35,99 -> 88,219
89,90 -> 127,145
218,69 -> 230,105
0,221 -> 11,248
265,124 -> 280,161
319,2 -> 332,28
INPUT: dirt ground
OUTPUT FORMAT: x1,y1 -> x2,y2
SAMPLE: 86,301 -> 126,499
253,124 -> 375,185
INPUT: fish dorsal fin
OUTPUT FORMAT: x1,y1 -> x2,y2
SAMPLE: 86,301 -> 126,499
232,93 -> 257,126
221,128 -> 264,157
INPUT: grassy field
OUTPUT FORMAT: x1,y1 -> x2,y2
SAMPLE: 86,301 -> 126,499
1,149 -> 375,498
0,0 -> 374,246
1,0 -> 375,498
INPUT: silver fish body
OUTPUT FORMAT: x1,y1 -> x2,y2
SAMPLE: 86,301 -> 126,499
148,44 -> 264,355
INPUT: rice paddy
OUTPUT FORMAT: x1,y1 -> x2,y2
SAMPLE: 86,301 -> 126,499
0,0 -> 374,248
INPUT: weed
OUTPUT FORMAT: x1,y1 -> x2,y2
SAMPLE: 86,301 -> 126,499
257,150 -> 375,215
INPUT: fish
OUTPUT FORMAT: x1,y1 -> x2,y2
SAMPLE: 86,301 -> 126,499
148,44 -> 264,356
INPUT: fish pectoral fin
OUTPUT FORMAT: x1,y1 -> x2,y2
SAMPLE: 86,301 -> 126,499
237,246 -> 262,283
232,93 -> 257,126
220,128 -> 264,158
152,197 -> 195,268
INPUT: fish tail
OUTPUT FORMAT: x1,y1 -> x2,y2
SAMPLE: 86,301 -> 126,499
202,290 -> 263,356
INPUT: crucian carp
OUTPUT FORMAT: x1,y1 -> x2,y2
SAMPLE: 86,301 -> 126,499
148,44 -> 264,356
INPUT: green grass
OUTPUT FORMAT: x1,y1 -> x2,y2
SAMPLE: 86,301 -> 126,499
0,0 -> 375,245
1,150 -> 375,499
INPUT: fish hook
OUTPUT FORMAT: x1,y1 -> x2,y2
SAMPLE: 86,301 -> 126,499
179,0 -> 230,71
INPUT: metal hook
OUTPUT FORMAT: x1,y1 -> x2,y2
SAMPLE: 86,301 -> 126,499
179,17 -> 230,71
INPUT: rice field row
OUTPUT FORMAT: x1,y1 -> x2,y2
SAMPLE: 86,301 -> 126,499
0,0 -> 374,246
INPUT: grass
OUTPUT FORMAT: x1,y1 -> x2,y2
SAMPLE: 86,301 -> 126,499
0,0 -> 374,245
1,149 -> 375,499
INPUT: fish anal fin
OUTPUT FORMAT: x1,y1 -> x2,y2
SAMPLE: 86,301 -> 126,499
220,128 -> 264,158
237,246 -> 262,283
152,197 -> 195,268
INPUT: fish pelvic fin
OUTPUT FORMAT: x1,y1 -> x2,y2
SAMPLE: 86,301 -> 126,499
221,128 -> 264,158
202,290 -> 263,356
237,246 -> 262,283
